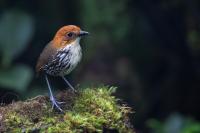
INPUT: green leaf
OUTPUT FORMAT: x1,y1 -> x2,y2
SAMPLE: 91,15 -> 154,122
0,64 -> 33,92
0,10 -> 34,66
163,113 -> 184,133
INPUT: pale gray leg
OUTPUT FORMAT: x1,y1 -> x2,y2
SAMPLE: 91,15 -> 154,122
45,75 -> 63,112
61,76 -> 76,92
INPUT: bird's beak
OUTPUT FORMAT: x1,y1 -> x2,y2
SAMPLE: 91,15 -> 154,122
79,30 -> 89,37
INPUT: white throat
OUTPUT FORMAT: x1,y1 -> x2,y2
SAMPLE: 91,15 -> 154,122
60,37 -> 82,75
70,37 -> 81,46
63,37 -> 82,55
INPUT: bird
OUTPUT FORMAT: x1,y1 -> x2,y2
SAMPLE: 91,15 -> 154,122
36,25 -> 89,111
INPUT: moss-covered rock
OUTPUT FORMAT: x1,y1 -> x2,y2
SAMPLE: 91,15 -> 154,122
0,87 -> 134,133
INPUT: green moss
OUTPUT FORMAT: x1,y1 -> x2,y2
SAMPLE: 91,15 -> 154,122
0,86 -> 134,132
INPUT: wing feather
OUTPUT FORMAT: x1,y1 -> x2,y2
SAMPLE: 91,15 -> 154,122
36,41 -> 57,75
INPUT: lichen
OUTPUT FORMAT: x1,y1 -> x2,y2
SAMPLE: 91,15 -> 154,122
0,86 -> 134,133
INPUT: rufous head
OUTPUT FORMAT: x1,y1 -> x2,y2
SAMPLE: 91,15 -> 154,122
52,25 -> 89,48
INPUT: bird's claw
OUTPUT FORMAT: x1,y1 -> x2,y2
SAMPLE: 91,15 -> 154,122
71,88 -> 77,93
50,96 -> 64,112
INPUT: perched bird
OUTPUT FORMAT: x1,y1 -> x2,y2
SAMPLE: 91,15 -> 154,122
36,25 -> 89,111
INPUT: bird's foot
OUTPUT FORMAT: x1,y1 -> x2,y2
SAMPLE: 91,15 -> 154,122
70,87 -> 77,93
50,96 -> 64,112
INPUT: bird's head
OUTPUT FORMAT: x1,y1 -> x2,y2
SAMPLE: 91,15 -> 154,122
52,25 -> 89,49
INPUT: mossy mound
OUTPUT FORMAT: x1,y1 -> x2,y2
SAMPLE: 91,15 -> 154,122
0,87 -> 134,133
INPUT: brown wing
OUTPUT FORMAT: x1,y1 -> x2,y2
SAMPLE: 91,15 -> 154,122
36,41 -> 57,75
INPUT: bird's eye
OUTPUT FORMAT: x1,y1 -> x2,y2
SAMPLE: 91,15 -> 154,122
67,32 -> 73,37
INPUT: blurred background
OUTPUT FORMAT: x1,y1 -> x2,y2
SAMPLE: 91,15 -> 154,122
0,0 -> 200,132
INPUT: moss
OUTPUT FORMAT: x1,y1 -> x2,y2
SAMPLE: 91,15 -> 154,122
0,86 -> 134,133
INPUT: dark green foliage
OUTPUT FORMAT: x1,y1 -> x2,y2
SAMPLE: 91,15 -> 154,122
147,113 -> 200,133
0,10 -> 34,92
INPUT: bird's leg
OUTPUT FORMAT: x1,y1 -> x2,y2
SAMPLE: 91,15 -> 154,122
45,75 -> 63,112
61,76 -> 76,92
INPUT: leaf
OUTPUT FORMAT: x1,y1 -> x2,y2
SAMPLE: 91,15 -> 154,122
0,64 -> 33,92
164,113 -> 184,133
0,10 -> 34,66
